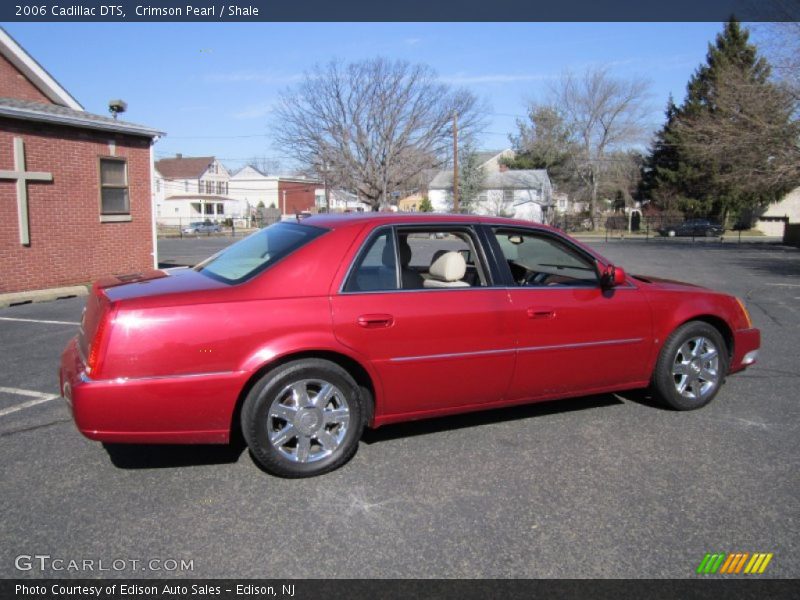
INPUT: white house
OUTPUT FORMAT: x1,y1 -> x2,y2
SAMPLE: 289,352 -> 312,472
227,166 -> 319,215
154,155 -> 238,224
314,188 -> 371,212
428,168 -> 553,222
755,186 -> 800,237
228,165 -> 272,214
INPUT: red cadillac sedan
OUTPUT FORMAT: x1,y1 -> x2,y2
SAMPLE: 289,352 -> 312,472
60,214 -> 760,477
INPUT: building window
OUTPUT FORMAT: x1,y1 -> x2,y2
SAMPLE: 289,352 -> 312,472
216,203 -> 224,215
185,181 -> 189,192
99,158 -> 129,214
503,189 -> 514,202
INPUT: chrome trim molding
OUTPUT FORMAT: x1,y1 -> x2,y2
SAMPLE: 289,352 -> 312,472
517,337 -> 644,353
81,370 -> 240,384
389,337 -> 644,363
389,348 -> 516,363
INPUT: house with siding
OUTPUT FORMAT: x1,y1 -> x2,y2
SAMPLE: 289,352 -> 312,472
154,155 -> 236,225
0,27 -> 162,295
428,150 -> 553,222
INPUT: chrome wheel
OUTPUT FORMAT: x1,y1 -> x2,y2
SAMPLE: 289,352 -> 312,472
671,336 -> 720,401
267,379 -> 350,464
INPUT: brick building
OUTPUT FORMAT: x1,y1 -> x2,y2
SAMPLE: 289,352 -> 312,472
0,28 -> 162,295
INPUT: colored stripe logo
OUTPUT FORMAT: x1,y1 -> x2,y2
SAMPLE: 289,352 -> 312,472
696,552 -> 773,574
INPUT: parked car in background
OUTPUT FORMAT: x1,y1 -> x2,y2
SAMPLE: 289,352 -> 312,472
183,221 -> 221,234
61,213 -> 760,478
658,219 -> 724,238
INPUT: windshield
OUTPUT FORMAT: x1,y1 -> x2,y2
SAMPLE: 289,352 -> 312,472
194,221 -> 327,284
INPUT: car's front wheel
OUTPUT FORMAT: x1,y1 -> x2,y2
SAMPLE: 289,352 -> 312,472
241,359 -> 364,477
651,321 -> 729,410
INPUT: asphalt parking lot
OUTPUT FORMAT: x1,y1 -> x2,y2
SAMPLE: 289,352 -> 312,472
1,236 -> 798,579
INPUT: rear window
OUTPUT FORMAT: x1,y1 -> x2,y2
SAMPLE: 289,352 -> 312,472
194,221 -> 327,284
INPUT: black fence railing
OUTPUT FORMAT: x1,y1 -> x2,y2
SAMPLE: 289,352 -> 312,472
155,213 -> 282,239
552,214 -> 730,241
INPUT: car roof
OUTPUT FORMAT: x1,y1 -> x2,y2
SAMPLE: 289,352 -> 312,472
302,211 -> 562,234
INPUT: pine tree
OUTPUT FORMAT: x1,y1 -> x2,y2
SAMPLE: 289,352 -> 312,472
646,18 -> 800,223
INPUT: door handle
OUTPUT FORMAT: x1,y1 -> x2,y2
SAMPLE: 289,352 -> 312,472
526,307 -> 555,319
357,314 -> 394,328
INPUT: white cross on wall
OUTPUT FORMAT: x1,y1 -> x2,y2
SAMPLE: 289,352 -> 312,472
0,137 -> 53,245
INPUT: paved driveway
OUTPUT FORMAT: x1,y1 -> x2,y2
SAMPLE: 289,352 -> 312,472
0,238 -> 797,578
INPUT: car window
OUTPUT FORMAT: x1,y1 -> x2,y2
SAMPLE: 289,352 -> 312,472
397,229 -> 487,288
344,230 -> 398,292
344,227 -> 488,292
493,228 -> 598,287
194,221 -> 326,284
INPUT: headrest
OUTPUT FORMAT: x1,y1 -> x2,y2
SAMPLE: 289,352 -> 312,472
382,236 -> 412,267
428,251 -> 466,282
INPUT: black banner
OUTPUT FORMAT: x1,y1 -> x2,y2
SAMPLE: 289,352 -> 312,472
2,579 -> 799,600
1,0 -> 799,22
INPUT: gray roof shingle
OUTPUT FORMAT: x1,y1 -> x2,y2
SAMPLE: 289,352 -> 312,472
0,97 -> 163,138
429,169 -> 550,190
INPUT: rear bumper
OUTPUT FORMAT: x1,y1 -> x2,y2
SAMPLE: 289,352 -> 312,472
729,328 -> 761,374
59,337 -> 245,444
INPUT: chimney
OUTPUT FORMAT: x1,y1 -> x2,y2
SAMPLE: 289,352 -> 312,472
176,153 -> 182,159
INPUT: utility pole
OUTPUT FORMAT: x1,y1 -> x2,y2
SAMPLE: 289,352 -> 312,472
452,111 -> 459,213
322,160 -> 330,213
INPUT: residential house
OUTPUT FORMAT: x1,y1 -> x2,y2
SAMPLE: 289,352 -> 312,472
428,165 -> 553,222
154,154 -> 236,225
314,188 -> 370,212
0,27 -> 162,295
224,165 -> 321,217
754,186 -> 800,237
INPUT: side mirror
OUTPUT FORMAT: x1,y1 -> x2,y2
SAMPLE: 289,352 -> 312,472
601,264 -> 626,288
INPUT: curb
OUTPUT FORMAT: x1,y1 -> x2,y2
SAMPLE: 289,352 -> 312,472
0,285 -> 89,309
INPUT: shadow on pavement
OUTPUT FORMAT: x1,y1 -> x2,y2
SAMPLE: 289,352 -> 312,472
103,440 -> 247,469
362,393 -> 627,444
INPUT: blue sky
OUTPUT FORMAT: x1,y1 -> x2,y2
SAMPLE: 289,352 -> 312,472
3,22 -> 765,171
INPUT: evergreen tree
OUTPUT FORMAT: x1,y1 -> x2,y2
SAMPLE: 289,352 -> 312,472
646,18 -> 800,222
458,146 -> 487,213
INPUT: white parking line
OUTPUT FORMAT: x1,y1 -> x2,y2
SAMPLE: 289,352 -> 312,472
0,317 -> 79,326
0,387 -> 60,417
765,283 -> 800,288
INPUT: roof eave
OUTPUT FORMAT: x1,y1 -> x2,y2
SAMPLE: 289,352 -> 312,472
0,106 -> 164,138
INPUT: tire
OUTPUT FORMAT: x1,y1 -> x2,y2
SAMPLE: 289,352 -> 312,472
651,321 -> 729,410
241,359 -> 364,477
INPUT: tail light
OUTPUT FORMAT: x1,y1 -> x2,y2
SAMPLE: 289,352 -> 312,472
86,309 -> 111,376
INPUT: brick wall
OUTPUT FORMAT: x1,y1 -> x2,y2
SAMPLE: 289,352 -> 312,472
0,53 -> 53,105
278,180 -> 317,215
0,118 -> 154,293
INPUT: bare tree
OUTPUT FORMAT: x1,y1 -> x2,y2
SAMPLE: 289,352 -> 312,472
549,67 -> 652,219
756,20 -> 800,104
274,58 -> 485,210
246,156 -> 282,175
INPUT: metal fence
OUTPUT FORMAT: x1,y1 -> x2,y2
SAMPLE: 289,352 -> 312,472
552,213 -> 731,241
155,212 -> 282,239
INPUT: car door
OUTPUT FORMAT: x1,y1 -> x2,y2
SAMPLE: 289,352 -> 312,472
330,225 -> 516,419
487,226 -> 653,400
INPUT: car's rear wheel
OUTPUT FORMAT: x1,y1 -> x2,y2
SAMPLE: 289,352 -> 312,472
241,359 -> 364,477
652,321 -> 729,410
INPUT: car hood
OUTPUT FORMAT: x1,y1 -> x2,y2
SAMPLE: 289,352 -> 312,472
632,274 -> 705,291
100,267 -> 228,303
